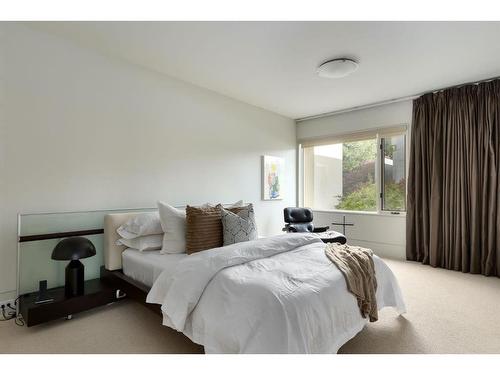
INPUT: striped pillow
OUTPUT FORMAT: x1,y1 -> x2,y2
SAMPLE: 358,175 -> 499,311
185,204 -> 246,254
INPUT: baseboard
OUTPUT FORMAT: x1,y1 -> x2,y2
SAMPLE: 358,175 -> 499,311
0,290 -> 16,302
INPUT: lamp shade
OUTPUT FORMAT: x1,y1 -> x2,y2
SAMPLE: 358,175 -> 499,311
51,237 -> 96,261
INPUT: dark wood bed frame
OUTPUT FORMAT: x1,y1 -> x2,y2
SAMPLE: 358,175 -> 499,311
99,266 -> 162,316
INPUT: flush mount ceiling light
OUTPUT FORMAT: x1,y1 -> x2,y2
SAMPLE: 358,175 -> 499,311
316,58 -> 359,79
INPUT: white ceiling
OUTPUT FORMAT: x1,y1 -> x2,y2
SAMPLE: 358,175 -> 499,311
30,21 -> 500,119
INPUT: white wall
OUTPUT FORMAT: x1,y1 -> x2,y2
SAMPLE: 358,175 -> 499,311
0,24 -> 296,300
297,101 -> 412,260
313,211 -> 407,259
308,152 -> 343,210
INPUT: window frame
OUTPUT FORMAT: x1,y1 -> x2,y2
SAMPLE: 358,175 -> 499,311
299,125 -> 408,216
379,134 -> 407,213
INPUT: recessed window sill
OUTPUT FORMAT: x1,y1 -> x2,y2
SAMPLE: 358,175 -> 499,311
312,209 -> 406,217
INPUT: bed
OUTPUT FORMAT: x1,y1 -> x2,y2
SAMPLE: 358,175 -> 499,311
122,249 -> 187,288
101,211 -> 406,354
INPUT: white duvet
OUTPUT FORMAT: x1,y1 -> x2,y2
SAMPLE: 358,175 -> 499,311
146,233 -> 406,353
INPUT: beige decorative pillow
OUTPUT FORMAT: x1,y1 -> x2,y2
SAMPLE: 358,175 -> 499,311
185,204 -> 248,254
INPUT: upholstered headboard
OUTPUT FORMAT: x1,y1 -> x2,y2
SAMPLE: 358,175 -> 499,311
104,212 -> 151,271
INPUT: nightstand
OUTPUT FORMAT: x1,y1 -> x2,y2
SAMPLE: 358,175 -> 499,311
19,278 -> 122,327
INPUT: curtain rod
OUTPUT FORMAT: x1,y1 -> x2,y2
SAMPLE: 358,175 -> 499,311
295,75 -> 500,123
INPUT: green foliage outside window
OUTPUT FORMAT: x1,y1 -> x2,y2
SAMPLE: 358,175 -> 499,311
341,139 -> 377,172
336,181 -> 406,211
332,137 -> 406,212
383,181 -> 406,211
335,139 -> 377,211
336,182 -> 377,211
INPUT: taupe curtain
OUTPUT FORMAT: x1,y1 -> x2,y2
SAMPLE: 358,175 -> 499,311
406,80 -> 500,276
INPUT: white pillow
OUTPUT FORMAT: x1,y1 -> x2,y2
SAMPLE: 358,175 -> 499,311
116,212 -> 163,239
157,201 -> 186,254
116,234 -> 163,252
201,200 -> 243,208
228,200 -> 244,208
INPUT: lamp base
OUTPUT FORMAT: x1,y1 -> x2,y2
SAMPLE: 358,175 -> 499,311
65,260 -> 84,297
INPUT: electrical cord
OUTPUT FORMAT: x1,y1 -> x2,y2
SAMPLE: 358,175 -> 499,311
1,306 -> 15,321
1,301 -> 25,326
14,315 -> 25,326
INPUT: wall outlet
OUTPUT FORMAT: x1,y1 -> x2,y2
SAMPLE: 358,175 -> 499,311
0,298 -> 15,310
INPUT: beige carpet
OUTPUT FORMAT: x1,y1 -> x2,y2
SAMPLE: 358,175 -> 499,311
1,259 -> 499,354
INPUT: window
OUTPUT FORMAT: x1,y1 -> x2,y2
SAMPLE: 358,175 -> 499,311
381,134 -> 406,211
302,128 -> 407,213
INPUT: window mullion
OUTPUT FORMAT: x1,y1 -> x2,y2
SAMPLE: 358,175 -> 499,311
376,135 -> 382,213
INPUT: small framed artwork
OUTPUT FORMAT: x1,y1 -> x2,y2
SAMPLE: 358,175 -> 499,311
262,155 -> 284,200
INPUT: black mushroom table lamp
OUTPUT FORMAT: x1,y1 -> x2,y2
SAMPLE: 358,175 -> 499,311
51,237 -> 96,297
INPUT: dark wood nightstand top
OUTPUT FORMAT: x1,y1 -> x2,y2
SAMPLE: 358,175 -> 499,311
19,278 -> 119,327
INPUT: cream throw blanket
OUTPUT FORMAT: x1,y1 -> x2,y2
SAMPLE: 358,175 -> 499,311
325,243 -> 378,322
